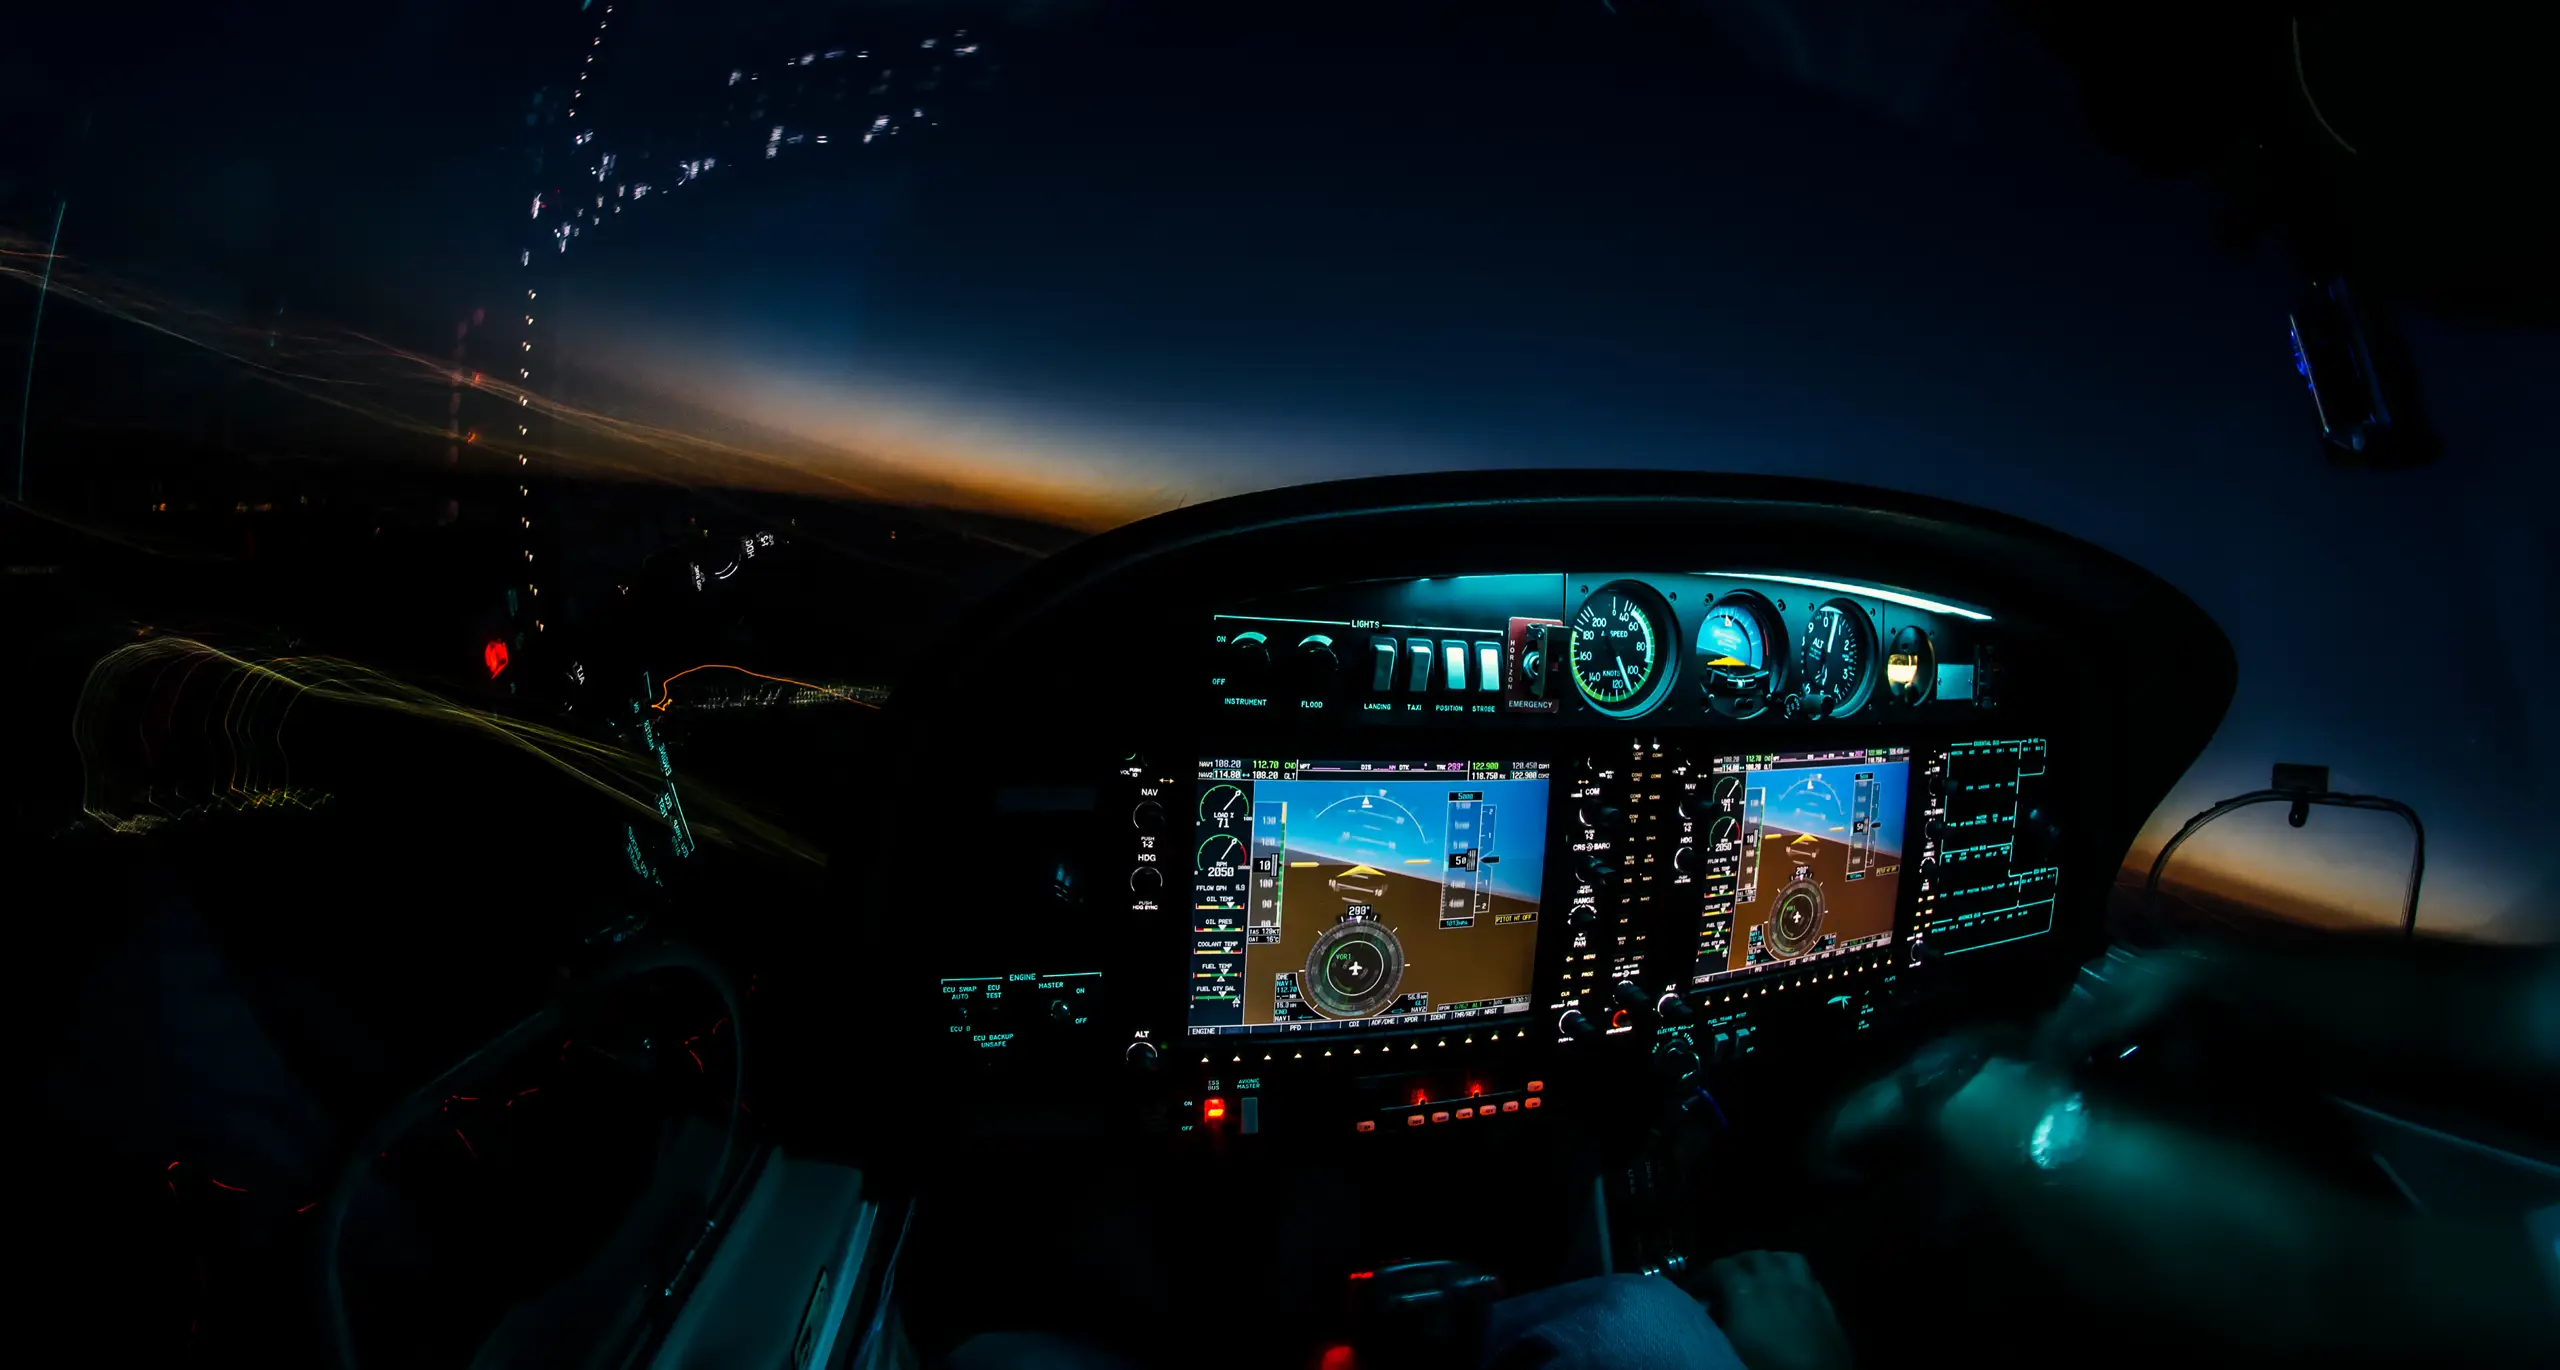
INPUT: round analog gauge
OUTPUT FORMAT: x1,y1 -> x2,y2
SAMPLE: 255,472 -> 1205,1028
1196,831 -> 1246,874
1197,782 -> 1248,825
1711,774 -> 1742,807
1884,624 -> 1936,706
1695,591 -> 1786,718
1792,599 -> 1879,720
1569,580 -> 1678,718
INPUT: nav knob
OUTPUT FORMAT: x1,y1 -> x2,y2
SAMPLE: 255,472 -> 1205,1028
1124,1040 -> 1160,1072
1132,800 -> 1166,832
1558,1010 -> 1598,1040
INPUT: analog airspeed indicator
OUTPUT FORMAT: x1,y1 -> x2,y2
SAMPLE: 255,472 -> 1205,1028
1570,580 -> 1678,718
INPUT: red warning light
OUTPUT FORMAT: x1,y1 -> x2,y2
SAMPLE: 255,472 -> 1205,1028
1412,1088 -> 1430,1107
1204,1097 -> 1225,1120
484,639 -> 510,678
1466,1081 -> 1485,1097
1320,1345 -> 1359,1370
1347,1270 -> 1374,1281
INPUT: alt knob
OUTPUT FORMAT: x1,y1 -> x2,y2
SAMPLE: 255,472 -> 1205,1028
1124,1040 -> 1160,1072
1558,1010 -> 1598,1040
1132,800 -> 1166,831
1656,992 -> 1692,1021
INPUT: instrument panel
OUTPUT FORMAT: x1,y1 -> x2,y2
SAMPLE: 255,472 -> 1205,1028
932,723 -> 2063,1145
870,462 -> 2241,1164
1206,571 -> 2017,727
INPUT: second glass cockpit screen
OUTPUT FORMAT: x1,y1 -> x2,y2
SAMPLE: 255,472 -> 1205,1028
1187,760 -> 1549,1036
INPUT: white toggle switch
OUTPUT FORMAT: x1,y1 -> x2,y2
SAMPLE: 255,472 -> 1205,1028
1475,641 -> 1502,690
1442,640 -> 1468,691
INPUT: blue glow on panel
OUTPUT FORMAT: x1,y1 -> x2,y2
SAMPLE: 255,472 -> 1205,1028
1706,572 -> 1992,622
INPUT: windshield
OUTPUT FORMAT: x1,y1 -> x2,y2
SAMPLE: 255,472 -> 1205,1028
7,0 -> 2550,948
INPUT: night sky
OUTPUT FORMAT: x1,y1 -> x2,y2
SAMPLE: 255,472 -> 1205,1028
8,1 -> 2553,940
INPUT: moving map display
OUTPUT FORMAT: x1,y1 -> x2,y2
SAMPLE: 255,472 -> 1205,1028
1692,748 -> 1908,985
1187,759 -> 1549,1036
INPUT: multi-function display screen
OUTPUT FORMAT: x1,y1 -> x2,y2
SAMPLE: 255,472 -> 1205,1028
1692,747 -> 1909,985
1186,759 -> 1549,1036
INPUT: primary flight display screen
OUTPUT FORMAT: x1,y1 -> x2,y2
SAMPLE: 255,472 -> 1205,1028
1693,747 -> 1909,986
1186,759 -> 1550,1036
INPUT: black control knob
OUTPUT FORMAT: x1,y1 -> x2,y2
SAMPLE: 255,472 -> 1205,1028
1681,792 -> 1715,820
1652,1044 -> 1698,1080
1292,636 -> 1339,692
1569,905 -> 1599,929
1576,852 -> 1618,886
1672,845 -> 1698,876
1049,998 -> 1075,1023
1130,865 -> 1164,893
1132,800 -> 1166,832
1223,635 -> 1274,691
1580,803 -> 1627,832
1613,980 -> 1649,1011
1656,992 -> 1692,1022
1558,1010 -> 1598,1040
1124,1040 -> 1160,1072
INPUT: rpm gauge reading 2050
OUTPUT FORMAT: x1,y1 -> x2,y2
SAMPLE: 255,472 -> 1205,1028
1570,580 -> 1678,718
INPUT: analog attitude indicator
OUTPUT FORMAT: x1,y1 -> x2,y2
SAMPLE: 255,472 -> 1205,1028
1697,591 -> 1786,718
1570,580 -> 1678,718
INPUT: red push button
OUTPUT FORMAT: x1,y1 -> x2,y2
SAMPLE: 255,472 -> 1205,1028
1407,1114 -> 1426,1127
1356,1120 -> 1376,1133
1526,1080 -> 1545,1092
1455,1107 -> 1474,1120
1430,1111 -> 1450,1124
1523,1096 -> 1543,1110
1501,1100 -> 1520,1112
